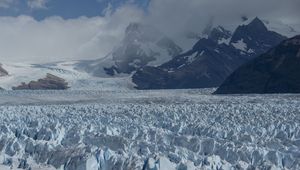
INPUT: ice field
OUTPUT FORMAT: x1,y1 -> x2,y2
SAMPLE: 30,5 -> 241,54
0,89 -> 299,169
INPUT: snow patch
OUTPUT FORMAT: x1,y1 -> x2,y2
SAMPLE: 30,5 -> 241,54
218,38 -> 231,45
231,39 -> 248,52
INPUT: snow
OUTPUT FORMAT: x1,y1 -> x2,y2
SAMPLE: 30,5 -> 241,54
184,51 -> 204,64
231,39 -> 248,52
0,89 -> 299,169
247,48 -> 255,54
188,52 -> 199,63
218,38 -> 231,45
0,62 -> 135,91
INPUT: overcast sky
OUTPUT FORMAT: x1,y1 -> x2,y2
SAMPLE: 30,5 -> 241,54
0,0 -> 299,63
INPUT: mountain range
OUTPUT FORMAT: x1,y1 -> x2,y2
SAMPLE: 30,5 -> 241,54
76,23 -> 182,77
132,18 -> 286,89
0,17 -> 299,92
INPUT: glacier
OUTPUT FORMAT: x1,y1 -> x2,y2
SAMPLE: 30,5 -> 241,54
0,89 -> 299,169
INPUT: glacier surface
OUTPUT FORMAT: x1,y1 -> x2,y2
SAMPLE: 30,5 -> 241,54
0,89 -> 299,170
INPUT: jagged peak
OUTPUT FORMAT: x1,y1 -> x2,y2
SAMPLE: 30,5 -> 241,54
247,17 -> 268,31
208,26 -> 231,43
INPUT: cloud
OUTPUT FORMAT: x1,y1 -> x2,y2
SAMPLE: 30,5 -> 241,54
137,0 -> 300,49
0,0 -> 49,9
0,4 -> 143,63
0,0 -> 14,8
0,0 -> 299,63
27,0 -> 48,9
145,0 -> 300,36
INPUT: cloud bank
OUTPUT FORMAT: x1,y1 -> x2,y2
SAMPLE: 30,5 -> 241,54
0,0 -> 299,63
0,4 -> 143,63
144,0 -> 300,45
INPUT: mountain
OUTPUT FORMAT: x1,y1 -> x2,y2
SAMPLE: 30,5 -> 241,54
230,17 -> 287,56
77,23 -> 182,77
215,35 -> 300,94
132,18 -> 287,89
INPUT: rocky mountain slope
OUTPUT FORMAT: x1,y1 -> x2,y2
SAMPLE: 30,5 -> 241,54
77,23 -> 182,77
132,18 -> 286,89
215,35 -> 300,94
0,18 -> 297,91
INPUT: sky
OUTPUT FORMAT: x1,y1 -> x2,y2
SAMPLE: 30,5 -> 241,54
0,0 -> 150,20
0,0 -> 299,63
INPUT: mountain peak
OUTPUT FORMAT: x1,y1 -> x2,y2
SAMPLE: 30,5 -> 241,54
247,17 -> 268,31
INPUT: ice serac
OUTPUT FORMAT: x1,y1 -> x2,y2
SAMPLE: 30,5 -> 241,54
132,17 -> 286,89
12,73 -> 69,90
0,90 -> 300,169
215,35 -> 300,94
77,23 -> 182,77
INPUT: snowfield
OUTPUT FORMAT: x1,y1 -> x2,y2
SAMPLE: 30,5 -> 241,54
0,89 -> 299,170
0,62 -> 135,91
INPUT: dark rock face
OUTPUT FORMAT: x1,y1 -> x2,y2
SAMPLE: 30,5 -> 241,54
12,73 -> 69,90
215,35 -> 300,94
133,38 -> 246,89
209,26 -> 232,44
0,64 -> 8,77
133,18 -> 286,89
230,17 -> 285,56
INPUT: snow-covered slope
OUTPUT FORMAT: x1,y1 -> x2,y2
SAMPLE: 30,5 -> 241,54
0,62 -> 135,90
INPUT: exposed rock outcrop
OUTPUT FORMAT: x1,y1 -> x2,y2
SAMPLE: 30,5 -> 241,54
215,35 -> 300,94
12,73 -> 69,90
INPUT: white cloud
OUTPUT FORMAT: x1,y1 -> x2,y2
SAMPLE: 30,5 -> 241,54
141,0 -> 300,49
0,4 -> 143,63
0,0 -> 299,63
0,0 -> 14,8
27,0 -> 48,9
146,0 -> 300,35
